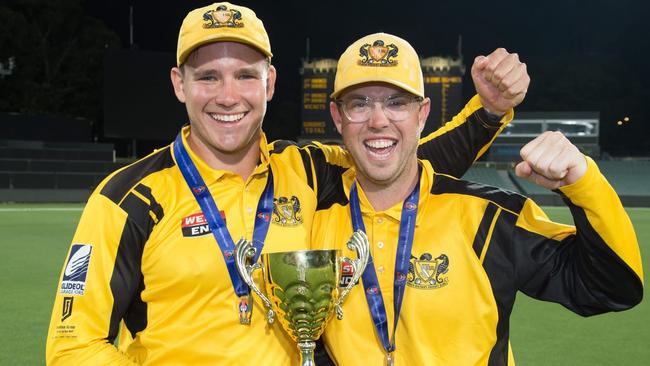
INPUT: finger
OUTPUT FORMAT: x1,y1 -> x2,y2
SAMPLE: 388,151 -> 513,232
484,49 -> 516,84
515,161 -> 532,179
472,55 -> 488,71
497,63 -> 529,99
492,54 -> 522,91
482,48 -> 508,82
548,143 -> 585,182
499,73 -> 530,102
520,131 -> 553,161
529,134 -> 569,179
471,56 -> 488,83
528,171 -> 563,190
485,48 -> 509,65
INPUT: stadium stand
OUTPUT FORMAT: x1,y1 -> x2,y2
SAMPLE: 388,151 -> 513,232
463,166 -> 519,191
0,140 -> 127,202
597,160 -> 650,196
462,160 -> 650,207
1,138 -> 647,205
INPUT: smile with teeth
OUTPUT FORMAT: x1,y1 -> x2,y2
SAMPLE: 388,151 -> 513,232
364,139 -> 396,158
365,139 -> 396,149
209,112 -> 246,122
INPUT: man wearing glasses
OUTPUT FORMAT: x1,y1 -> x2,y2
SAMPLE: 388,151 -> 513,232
45,2 -> 529,364
313,32 -> 643,365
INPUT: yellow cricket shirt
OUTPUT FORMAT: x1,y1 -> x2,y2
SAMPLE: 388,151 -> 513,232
312,158 -> 643,366
46,95 -> 511,365
46,130 -> 315,365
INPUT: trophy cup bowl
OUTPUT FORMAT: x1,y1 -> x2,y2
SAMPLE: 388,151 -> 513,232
235,231 -> 369,366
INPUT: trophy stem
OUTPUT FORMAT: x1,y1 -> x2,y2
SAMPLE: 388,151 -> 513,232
297,341 -> 316,366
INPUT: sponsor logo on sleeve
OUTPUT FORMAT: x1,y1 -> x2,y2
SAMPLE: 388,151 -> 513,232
60,244 -> 92,296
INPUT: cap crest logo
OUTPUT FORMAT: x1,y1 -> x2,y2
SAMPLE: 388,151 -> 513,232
203,5 -> 244,28
358,40 -> 399,67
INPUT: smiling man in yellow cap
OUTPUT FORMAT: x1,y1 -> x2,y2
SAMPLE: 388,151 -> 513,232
312,32 -> 643,365
46,3 -> 533,365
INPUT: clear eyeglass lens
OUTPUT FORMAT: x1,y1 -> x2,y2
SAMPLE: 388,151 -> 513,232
340,95 -> 421,123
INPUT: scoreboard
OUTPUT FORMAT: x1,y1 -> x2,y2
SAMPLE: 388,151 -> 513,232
421,56 -> 465,135
300,59 -> 339,142
299,56 -> 466,142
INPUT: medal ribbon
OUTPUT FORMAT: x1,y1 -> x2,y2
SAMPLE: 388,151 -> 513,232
349,179 -> 419,355
173,133 -> 273,297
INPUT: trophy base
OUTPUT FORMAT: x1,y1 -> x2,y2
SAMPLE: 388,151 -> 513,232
298,341 -> 316,366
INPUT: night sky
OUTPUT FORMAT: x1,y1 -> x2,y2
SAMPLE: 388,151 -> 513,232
84,0 -> 650,155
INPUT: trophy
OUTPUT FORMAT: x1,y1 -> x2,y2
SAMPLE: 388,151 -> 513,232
235,231 -> 370,366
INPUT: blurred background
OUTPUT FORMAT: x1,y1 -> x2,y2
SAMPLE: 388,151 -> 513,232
1,0 -> 649,203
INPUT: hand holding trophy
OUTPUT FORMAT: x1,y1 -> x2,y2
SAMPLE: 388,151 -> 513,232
235,231 -> 370,366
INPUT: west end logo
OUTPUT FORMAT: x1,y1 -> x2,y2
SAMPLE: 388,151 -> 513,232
181,212 -> 225,237
60,244 -> 92,296
272,196 -> 302,227
358,40 -> 399,67
203,5 -> 243,28
407,253 -> 449,289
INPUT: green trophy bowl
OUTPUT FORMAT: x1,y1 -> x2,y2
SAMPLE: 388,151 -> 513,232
235,231 -> 369,366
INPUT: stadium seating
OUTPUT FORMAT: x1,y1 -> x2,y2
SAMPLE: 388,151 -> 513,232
462,160 -> 650,207
0,140 -> 128,202
2,140 -> 648,205
596,160 -> 650,197
463,166 -> 519,191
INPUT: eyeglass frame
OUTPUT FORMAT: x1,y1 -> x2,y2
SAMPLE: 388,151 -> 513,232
334,94 -> 425,123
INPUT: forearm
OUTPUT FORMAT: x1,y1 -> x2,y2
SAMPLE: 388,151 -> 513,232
557,157 -> 644,307
417,95 -> 512,177
517,158 -> 643,314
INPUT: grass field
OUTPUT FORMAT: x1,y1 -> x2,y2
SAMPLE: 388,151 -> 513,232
0,204 -> 648,365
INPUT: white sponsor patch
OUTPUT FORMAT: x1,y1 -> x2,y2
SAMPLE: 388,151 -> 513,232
60,244 -> 92,295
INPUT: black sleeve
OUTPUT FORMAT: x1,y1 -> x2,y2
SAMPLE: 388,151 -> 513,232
417,108 -> 503,178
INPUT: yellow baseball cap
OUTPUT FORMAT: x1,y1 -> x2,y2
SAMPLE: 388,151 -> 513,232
176,2 -> 272,66
331,32 -> 424,99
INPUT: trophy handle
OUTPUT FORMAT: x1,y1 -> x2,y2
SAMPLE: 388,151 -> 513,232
234,238 -> 275,324
334,230 -> 370,320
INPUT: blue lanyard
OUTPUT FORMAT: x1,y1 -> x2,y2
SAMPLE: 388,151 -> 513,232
349,179 -> 420,355
172,133 -> 274,297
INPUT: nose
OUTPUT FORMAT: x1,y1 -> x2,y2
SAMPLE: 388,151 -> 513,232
366,102 -> 390,129
213,78 -> 239,107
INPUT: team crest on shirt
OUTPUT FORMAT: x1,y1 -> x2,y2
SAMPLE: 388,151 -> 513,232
407,253 -> 449,289
272,196 -> 302,227
358,40 -> 399,67
203,5 -> 243,28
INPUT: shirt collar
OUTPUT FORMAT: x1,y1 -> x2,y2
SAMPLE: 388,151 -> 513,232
176,125 -> 271,183
342,161 -> 435,223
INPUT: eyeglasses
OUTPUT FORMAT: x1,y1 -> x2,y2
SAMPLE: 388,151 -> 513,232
335,95 -> 424,123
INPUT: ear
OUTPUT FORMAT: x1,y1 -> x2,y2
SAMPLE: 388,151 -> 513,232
417,97 -> 431,134
170,67 -> 186,103
266,65 -> 277,101
330,101 -> 344,135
